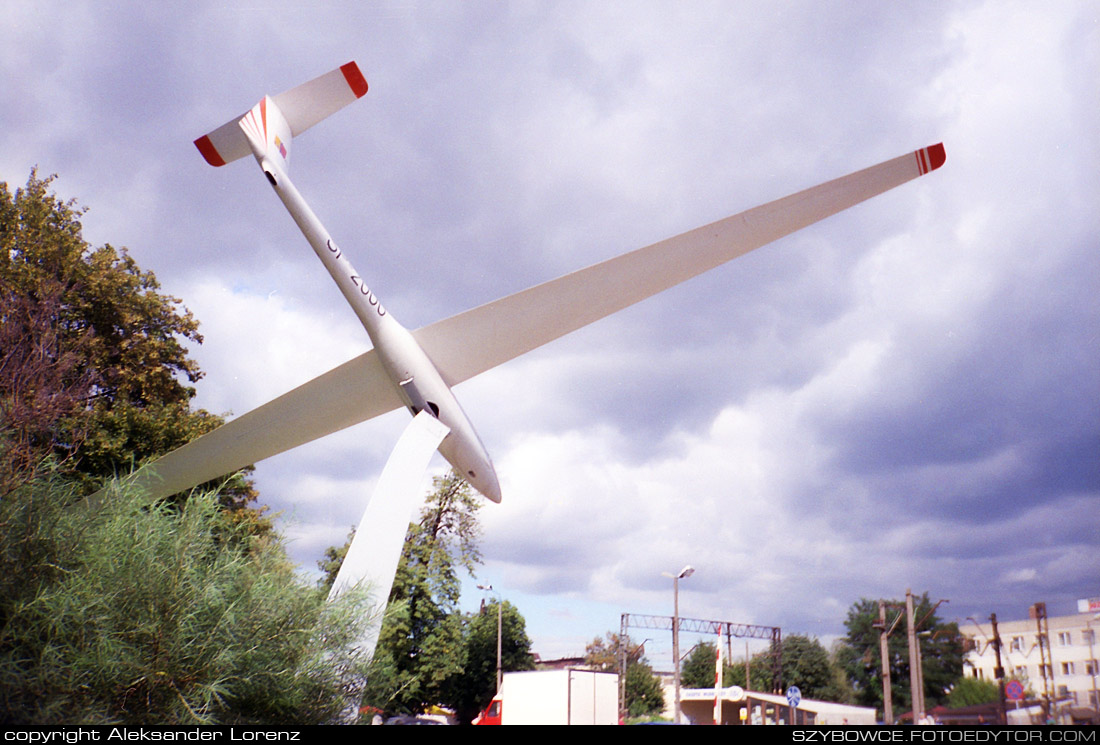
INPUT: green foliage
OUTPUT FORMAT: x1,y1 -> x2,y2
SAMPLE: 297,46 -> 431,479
834,595 -> 964,716
584,631 -> 660,718
446,600 -> 535,724
360,472 -> 482,714
318,526 -> 354,589
0,473 -> 373,724
0,171 -> 264,528
584,632 -> 644,672
947,676 -> 1000,708
325,473 -> 536,722
724,657 -> 776,693
758,635 -> 846,701
685,636 -> 847,702
0,172 -> 201,410
681,642 -> 720,689
625,661 -> 665,717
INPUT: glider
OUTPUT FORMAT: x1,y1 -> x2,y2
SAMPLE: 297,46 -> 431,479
99,59 -> 944,578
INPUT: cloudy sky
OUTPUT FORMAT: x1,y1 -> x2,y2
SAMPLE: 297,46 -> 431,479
3,1 -> 1097,668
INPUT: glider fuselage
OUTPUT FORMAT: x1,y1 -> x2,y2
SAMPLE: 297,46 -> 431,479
252,148 -> 501,503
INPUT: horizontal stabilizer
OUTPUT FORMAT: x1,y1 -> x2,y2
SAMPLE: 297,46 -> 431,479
194,62 -> 368,167
414,144 -> 945,386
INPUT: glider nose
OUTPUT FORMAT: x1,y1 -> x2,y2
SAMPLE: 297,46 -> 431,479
438,418 -> 502,504
470,462 -> 502,504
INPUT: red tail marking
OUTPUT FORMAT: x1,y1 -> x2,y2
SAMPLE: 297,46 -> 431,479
341,62 -> 369,98
194,135 -> 226,167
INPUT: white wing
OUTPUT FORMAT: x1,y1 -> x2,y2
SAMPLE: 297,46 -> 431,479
97,349 -> 402,504
98,144 -> 943,503
415,144 -> 945,386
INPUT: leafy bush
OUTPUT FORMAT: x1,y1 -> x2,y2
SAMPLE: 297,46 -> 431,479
0,473 -> 372,724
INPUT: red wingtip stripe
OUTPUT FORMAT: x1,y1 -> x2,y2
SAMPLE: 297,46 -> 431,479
927,142 -> 946,171
341,61 -> 369,98
194,135 -> 225,167
916,143 -> 946,175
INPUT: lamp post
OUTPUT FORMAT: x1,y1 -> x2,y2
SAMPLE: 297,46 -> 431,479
663,565 -> 695,724
477,583 -> 503,693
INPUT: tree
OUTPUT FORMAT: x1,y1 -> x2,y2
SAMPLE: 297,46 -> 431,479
0,172 -> 264,527
750,635 -> 845,702
683,636 -> 847,702
357,471 -> 483,714
947,677 -> 1000,708
0,474 -> 372,724
624,662 -> 665,718
445,600 -> 535,724
681,642 -> 720,689
584,632 -> 645,672
725,656 -> 777,694
584,632 -> 663,718
0,278 -> 96,494
834,595 -> 964,716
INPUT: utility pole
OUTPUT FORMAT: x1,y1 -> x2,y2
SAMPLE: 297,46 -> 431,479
990,613 -> 1007,725
906,589 -> 923,723
876,600 -> 894,724
1031,602 -> 1053,721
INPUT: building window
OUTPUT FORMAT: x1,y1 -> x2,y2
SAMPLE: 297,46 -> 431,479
1058,632 -> 1072,646
1061,662 -> 1075,675
1086,660 -> 1097,676
1084,629 -> 1096,645
1011,636 -> 1023,651
1040,664 -> 1052,678
1015,665 -> 1027,677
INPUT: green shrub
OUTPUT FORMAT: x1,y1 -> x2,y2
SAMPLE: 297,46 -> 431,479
0,473 -> 373,724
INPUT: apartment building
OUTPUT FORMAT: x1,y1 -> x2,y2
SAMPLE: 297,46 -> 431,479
963,602 -> 1099,709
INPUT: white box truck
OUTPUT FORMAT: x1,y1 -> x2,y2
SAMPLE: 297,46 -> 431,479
473,669 -> 619,725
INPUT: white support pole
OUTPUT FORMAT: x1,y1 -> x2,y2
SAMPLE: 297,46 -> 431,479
328,411 -> 451,658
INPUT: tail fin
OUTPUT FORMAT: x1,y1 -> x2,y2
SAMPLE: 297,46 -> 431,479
237,95 -> 294,172
194,61 -> 368,168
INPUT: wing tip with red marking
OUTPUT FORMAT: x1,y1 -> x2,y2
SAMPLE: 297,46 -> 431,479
916,143 -> 946,175
194,134 -> 226,167
341,61 -> 369,98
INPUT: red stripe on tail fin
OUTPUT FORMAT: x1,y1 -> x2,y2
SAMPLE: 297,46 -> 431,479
341,62 -> 369,98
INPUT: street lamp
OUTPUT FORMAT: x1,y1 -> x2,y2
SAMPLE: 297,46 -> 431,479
477,583 -> 503,693
663,565 -> 695,724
